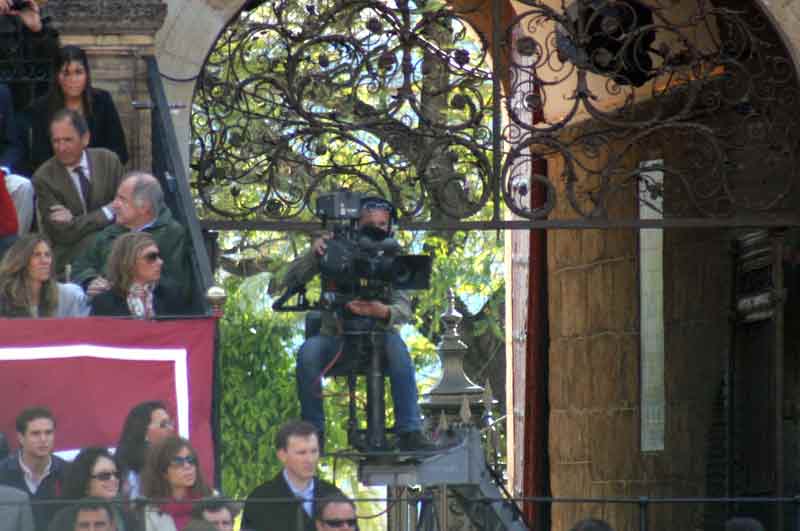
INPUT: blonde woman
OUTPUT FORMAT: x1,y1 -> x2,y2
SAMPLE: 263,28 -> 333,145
0,234 -> 88,317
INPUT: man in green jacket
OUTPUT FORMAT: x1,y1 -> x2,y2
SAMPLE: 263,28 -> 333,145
72,171 -> 193,305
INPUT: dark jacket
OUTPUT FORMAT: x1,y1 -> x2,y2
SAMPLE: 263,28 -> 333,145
33,147 -> 124,270
28,88 -> 128,170
89,282 -> 188,318
72,206 -> 193,303
242,472 -> 343,531
0,15 -> 59,112
0,83 -> 26,171
0,453 -> 66,531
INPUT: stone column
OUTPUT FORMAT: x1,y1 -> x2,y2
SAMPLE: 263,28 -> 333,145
47,1 -> 168,171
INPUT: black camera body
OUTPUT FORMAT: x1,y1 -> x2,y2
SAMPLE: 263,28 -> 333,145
315,191 -> 432,319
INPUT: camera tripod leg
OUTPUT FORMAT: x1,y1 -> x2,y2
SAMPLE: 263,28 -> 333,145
367,333 -> 387,450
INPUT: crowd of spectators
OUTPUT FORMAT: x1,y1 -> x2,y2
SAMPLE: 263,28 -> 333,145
0,0 -> 194,317
0,407 -> 359,531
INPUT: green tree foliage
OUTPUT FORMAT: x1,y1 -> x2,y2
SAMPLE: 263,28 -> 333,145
217,273 -> 304,496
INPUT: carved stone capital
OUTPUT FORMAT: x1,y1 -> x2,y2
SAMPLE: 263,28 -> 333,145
46,0 -> 167,35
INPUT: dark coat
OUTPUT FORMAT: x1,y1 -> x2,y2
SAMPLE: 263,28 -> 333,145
0,15 -> 59,112
89,282 -> 188,318
72,206 -> 193,304
0,454 -> 66,531
242,472 -> 343,531
0,83 -> 26,171
28,88 -> 129,170
32,147 -> 124,270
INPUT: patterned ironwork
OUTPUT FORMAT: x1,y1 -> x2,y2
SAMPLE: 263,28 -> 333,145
191,0 -> 800,229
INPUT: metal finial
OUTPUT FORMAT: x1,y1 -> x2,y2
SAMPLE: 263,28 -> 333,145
206,286 -> 227,316
460,395 -> 472,424
441,288 -> 463,339
483,380 -> 494,417
437,409 -> 449,433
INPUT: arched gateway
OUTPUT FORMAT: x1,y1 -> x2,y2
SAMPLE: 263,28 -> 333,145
152,0 -> 800,529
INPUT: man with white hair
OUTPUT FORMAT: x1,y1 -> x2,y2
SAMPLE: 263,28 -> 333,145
72,171 -> 192,303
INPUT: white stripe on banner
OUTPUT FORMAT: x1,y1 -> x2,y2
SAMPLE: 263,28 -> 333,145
0,344 -> 190,441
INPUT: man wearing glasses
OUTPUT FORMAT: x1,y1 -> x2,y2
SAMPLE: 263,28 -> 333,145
72,171 -> 192,305
315,495 -> 358,531
272,196 -> 433,452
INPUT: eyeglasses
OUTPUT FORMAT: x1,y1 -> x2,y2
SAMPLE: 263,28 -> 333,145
321,519 -> 358,528
151,419 -> 174,430
170,455 -> 197,467
90,471 -> 120,481
141,251 -> 161,263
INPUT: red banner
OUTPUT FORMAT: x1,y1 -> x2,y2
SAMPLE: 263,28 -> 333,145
0,317 -> 217,483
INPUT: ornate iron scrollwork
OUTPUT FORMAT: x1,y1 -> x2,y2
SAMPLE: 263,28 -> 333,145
192,0 -> 800,228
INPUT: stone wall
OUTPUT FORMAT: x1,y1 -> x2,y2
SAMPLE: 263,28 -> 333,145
48,0 -> 169,172
546,144 -> 731,530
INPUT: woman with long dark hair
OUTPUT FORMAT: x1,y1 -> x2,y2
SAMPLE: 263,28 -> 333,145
141,436 -> 212,531
116,401 -> 175,499
50,447 -> 138,531
0,234 -> 88,317
27,44 -> 128,170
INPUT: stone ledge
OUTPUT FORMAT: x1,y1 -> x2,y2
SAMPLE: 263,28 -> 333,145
47,0 -> 167,35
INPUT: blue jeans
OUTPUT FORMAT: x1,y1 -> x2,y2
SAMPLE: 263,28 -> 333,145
296,332 -> 423,434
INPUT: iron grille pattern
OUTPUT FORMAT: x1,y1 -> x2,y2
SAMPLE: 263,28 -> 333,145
191,0 -> 800,229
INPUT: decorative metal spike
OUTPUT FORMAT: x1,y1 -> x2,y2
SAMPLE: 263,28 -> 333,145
437,409 -> 449,433
460,395 -> 472,424
483,380 -> 494,411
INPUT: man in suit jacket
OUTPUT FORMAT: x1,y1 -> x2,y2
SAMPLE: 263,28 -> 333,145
0,485 -> 34,531
242,421 -> 343,531
33,108 -> 124,272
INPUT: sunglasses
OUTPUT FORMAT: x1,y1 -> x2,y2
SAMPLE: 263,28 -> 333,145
141,251 -> 161,263
170,455 -> 197,467
321,519 -> 357,528
90,471 -> 120,481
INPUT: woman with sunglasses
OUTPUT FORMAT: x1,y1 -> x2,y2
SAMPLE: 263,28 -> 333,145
50,447 -> 138,531
90,232 -> 184,317
141,436 -> 212,531
116,401 -> 175,499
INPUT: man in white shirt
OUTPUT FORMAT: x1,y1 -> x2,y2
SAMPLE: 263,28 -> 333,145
33,109 -> 124,273
0,407 -> 66,531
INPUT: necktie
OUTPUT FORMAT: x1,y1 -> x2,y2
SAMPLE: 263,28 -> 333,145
74,166 -> 91,210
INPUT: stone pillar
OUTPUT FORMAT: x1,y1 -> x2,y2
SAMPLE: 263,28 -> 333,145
47,1 -> 168,171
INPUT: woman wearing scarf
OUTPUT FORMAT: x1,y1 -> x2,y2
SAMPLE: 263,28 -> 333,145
140,436 -> 212,531
90,232 -> 185,317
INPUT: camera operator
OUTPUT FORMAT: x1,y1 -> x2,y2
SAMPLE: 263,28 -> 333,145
272,197 -> 434,452
0,0 -> 59,111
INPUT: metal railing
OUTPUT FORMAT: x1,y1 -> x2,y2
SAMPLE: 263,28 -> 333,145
145,55 -> 214,314
5,494 -> 798,530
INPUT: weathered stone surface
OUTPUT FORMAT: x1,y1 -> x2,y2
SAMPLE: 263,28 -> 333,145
549,409 -> 590,463
588,409 -> 642,481
559,268 -> 588,338
587,262 -> 613,333
48,1 -> 167,35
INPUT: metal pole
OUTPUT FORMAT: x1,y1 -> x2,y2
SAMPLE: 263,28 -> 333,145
638,497 -> 649,531
367,331 -> 387,449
